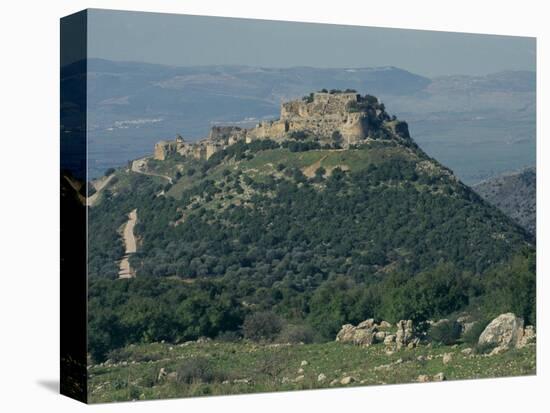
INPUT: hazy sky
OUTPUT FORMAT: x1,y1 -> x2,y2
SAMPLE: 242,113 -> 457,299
86,9 -> 535,78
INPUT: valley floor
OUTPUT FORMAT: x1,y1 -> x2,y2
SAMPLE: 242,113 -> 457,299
87,340 -> 535,403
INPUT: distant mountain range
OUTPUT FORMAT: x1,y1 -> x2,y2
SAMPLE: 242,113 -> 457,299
62,59 -> 535,182
474,167 -> 536,236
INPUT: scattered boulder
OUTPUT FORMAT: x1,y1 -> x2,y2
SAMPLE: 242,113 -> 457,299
336,324 -> 356,343
478,313 -> 525,352
489,346 -> 508,356
384,334 -> 396,346
417,375 -> 430,383
157,367 -> 167,381
461,348 -> 473,356
396,320 -> 415,350
297,368 -> 304,374
233,378 -> 251,384
456,315 -> 475,335
379,321 -> 392,329
519,325 -> 536,348
407,338 -> 420,349
352,329 -> 375,346
340,376 -> 355,385
442,353 -> 453,365
374,363 -> 392,371
357,319 -> 376,329
294,375 -> 305,383
300,360 -> 309,367
317,373 -> 327,382
329,379 -> 340,386
433,372 -> 446,381
375,331 -> 387,341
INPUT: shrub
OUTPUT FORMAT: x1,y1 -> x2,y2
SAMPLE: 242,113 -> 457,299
104,167 -> 116,176
217,330 -> 241,343
288,130 -> 309,141
302,93 -> 314,103
257,353 -> 287,378
314,167 -> 326,179
242,311 -> 283,342
141,369 -> 159,387
277,324 -> 315,344
176,357 -> 226,384
428,320 -> 461,345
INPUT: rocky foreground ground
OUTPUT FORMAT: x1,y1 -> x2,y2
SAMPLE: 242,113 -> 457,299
88,333 -> 535,403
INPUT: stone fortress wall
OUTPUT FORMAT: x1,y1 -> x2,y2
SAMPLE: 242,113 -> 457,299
153,92 -> 393,161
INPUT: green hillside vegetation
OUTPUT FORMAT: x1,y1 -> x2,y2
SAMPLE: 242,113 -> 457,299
87,339 -> 535,403
87,107 -> 535,363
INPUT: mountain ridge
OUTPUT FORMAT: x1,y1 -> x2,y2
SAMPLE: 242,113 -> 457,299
473,166 -> 536,235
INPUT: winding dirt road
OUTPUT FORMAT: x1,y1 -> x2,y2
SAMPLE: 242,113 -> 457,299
87,174 -> 115,207
118,209 -> 138,279
131,158 -> 173,184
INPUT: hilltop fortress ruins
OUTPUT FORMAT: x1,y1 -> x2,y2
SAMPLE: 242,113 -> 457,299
153,91 -> 407,161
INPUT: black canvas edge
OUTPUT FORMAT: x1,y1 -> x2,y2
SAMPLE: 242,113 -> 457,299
60,9 -> 88,404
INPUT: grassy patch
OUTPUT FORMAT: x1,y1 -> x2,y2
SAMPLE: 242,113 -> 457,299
88,341 -> 535,403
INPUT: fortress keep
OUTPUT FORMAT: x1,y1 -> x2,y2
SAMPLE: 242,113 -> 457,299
153,91 -> 398,161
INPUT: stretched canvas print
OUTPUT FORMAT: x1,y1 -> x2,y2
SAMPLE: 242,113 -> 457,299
60,9 -> 537,404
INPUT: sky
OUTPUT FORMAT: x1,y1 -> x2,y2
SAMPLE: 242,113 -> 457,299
84,9 -> 536,78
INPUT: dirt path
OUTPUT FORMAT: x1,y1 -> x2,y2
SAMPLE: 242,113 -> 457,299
302,155 -> 328,178
118,209 -> 137,279
131,158 -> 173,184
87,174 -> 115,207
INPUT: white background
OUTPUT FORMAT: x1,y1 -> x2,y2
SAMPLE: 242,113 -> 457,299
0,0 -> 547,411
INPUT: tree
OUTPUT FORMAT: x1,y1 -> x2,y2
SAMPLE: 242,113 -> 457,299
331,130 -> 343,146
242,311 -> 283,342
314,167 -> 326,180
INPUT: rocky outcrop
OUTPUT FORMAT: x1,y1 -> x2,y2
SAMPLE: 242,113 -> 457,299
336,318 -> 420,350
519,325 -> 536,347
336,319 -> 393,347
395,320 -> 418,349
478,313 -> 536,353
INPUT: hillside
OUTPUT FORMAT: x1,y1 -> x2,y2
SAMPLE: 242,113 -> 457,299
87,91 -> 535,365
473,167 -> 536,235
